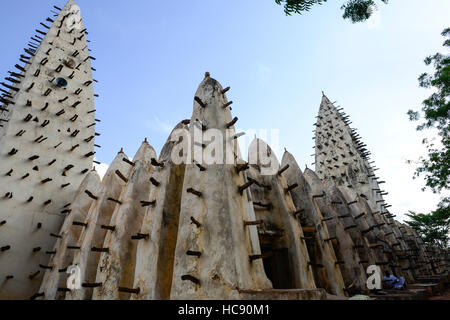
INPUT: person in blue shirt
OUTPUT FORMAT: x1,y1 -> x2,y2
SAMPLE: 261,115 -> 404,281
383,271 -> 406,290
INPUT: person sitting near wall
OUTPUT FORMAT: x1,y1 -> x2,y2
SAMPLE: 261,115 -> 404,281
383,271 -> 406,290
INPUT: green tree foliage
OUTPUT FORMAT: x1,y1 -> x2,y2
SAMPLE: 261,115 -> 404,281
407,29 -> 450,247
405,199 -> 450,248
274,0 -> 388,23
408,28 -> 450,194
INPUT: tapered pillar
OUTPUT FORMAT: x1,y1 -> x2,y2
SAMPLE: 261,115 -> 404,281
281,151 -> 346,296
303,168 -> 367,294
92,141 -> 157,300
170,74 -> 272,300
37,170 -> 101,299
0,0 -> 96,299
132,122 -> 188,300
337,186 -> 393,274
66,149 -> 132,300
246,139 -> 316,291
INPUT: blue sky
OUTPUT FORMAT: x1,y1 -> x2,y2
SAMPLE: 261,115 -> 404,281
1,0 -> 449,220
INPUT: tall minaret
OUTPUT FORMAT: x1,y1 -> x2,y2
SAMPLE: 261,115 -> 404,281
314,95 -> 417,281
314,95 -> 388,216
0,1 -> 96,299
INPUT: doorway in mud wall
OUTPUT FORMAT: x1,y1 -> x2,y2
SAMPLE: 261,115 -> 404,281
260,245 -> 295,289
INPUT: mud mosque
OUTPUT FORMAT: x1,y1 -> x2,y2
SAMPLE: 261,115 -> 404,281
0,1 -> 448,300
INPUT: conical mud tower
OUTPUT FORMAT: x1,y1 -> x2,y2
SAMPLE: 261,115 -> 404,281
399,224 -> 434,276
92,141 -> 157,300
65,149 -> 132,300
132,123 -> 188,300
281,150 -> 346,296
337,186 -> 392,274
246,140 -> 316,291
322,183 -> 377,273
314,94 -> 387,213
38,169 -> 101,300
313,95 -> 418,282
303,168 -> 367,294
0,1 -> 96,299
170,74 -> 272,300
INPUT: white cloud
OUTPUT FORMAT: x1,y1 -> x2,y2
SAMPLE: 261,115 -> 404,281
93,158 -> 109,180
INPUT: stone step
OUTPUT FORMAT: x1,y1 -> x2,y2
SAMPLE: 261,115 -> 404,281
240,288 -> 328,300
326,293 -> 349,300
406,289 -> 428,300
369,288 -> 430,300
407,283 -> 440,296
369,292 -> 420,301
